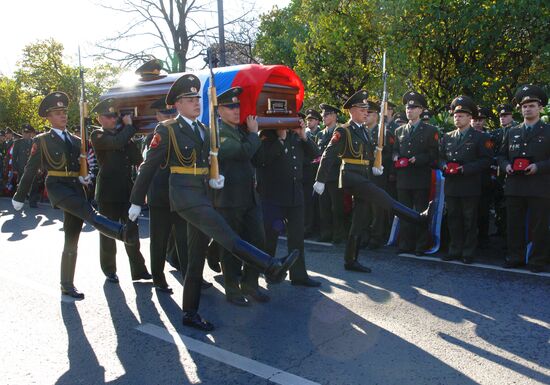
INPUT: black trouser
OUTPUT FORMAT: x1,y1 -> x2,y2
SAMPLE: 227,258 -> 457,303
149,205 -> 188,287
319,181 -> 346,241
303,181 -> 320,236
478,180 -> 492,242
445,196 -> 480,258
97,201 -> 148,278
217,205 -> 265,296
506,196 -> 550,266
264,203 -> 309,282
397,188 -> 430,252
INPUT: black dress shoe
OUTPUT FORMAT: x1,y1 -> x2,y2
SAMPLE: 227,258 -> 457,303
154,285 -> 174,294
226,294 -> 250,306
182,312 -> 214,332
201,279 -> 213,290
241,287 -> 270,303
344,260 -> 372,273
105,273 -> 119,283
503,259 -> 524,269
132,271 -> 152,281
61,287 -> 85,299
291,277 -> 322,287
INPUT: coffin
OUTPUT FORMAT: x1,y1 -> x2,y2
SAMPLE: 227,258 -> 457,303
101,64 -> 305,132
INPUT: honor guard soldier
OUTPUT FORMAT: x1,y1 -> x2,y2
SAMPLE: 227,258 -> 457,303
256,111 -> 321,287
315,90 -> 430,273
498,85 -> 550,272
90,98 -> 151,284
143,97 -> 187,293
128,74 -> 299,331
492,103 -> 518,237
12,92 -> 139,299
316,103 -> 347,244
12,124 -> 41,207
213,87 -> 270,305
386,101 -> 398,133
438,96 -> 493,263
303,108 -> 322,238
393,92 -> 439,255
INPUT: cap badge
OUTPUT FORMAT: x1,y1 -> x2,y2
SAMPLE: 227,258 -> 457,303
363,99 -> 368,104
456,105 -> 462,110
190,87 -> 197,93
522,86 -> 529,91
232,96 -> 238,103
108,107 -> 115,113
408,100 -> 414,105
57,101 -> 64,107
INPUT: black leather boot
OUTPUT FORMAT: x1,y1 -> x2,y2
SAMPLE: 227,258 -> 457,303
231,239 -> 299,284
344,236 -> 371,273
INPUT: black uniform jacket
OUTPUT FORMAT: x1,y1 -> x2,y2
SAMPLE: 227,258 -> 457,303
212,120 -> 261,208
91,124 -> 141,203
316,120 -> 374,189
497,120 -> 550,199
438,127 -> 493,197
130,115 -> 211,211
256,130 -> 319,207
12,138 -> 33,175
393,121 -> 439,190
14,129 -> 83,206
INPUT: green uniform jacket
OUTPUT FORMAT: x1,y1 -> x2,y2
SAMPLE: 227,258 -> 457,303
14,129 -> 82,206
497,120 -> 550,199
11,138 -> 33,175
130,115 -> 211,211
438,127 -> 493,197
317,126 -> 341,182
90,124 -> 141,203
393,121 -> 439,190
212,120 -> 261,208
316,121 -> 374,188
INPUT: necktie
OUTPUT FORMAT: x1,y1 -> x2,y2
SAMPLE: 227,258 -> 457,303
409,124 -> 415,135
192,121 -> 203,142
62,131 -> 72,155
525,125 -> 531,134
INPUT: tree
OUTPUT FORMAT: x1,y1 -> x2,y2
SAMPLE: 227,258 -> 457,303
0,76 -> 41,130
96,0 -> 256,72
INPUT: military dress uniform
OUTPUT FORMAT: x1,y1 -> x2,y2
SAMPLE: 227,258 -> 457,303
13,92 -> 138,299
316,90 -> 428,272
256,128 -> 321,286
438,96 -> 492,263
393,92 -> 439,254
497,85 -> 550,272
303,109 -> 323,238
90,99 -> 150,282
12,126 -> 41,207
129,75 -> 298,330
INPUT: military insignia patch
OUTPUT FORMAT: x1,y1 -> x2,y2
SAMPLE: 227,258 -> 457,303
150,133 -> 162,149
57,101 -> 64,107
191,87 -> 197,93
389,136 -> 395,145
434,132 -> 439,141
31,142 -> 38,156
484,139 -> 494,149
330,131 -> 341,144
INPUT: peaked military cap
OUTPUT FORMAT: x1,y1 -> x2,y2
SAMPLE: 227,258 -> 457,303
476,107 -> 492,119
297,110 -> 306,119
420,109 -> 432,120
394,112 -> 407,124
496,103 -> 513,115
402,91 -> 427,109
166,74 -> 201,105
217,87 -> 242,107
387,101 -> 397,109
135,59 -> 163,77
514,84 -> 548,107
150,96 -> 177,115
22,124 -> 35,133
364,100 -> 381,112
39,92 -> 69,118
450,95 -> 478,117
343,90 -> 369,109
319,103 -> 340,115
305,109 -> 322,120
91,98 -> 118,117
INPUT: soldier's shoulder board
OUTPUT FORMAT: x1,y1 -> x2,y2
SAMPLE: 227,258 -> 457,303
161,118 -> 178,126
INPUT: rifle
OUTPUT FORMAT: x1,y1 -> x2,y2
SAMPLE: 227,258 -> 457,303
373,50 -> 387,170
78,47 -> 88,178
205,48 -> 220,181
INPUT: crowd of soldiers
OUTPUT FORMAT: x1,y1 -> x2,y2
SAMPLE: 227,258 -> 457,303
5,63 -> 550,331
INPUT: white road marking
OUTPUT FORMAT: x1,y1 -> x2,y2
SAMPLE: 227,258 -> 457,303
136,323 -> 321,385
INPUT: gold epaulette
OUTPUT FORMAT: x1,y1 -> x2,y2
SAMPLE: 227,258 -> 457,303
162,118 -> 178,126
340,123 -> 351,129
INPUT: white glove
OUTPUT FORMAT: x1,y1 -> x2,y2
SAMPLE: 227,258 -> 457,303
128,204 -> 142,222
313,181 -> 325,195
12,199 -> 24,211
209,175 -> 225,190
78,175 -> 92,186
372,166 -> 384,176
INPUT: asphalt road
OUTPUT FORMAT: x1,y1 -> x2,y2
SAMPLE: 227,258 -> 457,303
1,197 -> 549,385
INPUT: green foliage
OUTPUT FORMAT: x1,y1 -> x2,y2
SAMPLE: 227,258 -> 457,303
1,39 -> 122,131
